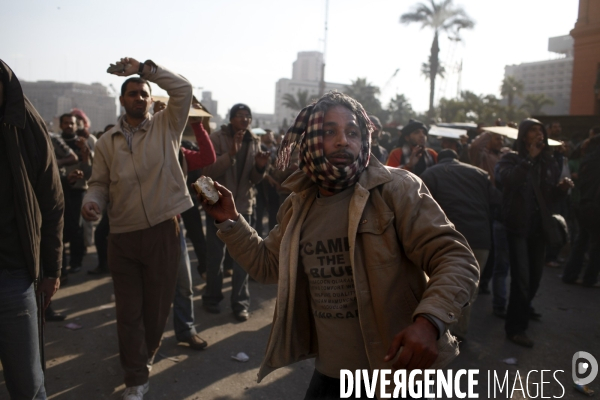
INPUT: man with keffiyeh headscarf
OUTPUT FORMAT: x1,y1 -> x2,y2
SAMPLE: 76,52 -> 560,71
201,91 -> 479,399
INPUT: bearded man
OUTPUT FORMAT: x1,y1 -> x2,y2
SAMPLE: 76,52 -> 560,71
201,91 -> 479,399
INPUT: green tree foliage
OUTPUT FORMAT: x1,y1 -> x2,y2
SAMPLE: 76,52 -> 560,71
400,0 -> 475,117
282,90 -> 311,112
344,78 -> 389,123
519,94 -> 555,115
500,76 -> 525,121
387,94 -> 416,125
437,90 -> 530,124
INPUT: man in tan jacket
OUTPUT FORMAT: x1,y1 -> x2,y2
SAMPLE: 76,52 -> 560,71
81,57 -> 193,400
201,104 -> 269,321
201,92 -> 479,399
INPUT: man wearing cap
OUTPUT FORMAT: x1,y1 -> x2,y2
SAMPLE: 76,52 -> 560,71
200,92 -> 478,398
201,103 -> 269,321
81,57 -> 193,399
386,119 -> 438,175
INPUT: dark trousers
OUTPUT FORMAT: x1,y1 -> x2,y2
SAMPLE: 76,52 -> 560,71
94,211 -> 109,268
108,218 -> 180,387
62,189 -> 86,270
479,226 -> 495,290
305,369 -> 421,400
203,214 -> 250,313
180,204 -> 207,275
563,216 -> 600,286
505,233 -> 546,336
255,184 -> 280,238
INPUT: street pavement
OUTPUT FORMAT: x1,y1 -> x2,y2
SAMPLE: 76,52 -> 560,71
1,239 -> 598,399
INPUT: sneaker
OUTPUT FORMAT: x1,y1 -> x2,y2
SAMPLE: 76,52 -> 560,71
179,334 -> 208,350
507,333 -> 534,348
122,382 -> 149,399
234,309 -> 249,322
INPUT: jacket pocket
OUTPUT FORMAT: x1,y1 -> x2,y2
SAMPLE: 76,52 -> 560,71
357,211 -> 398,269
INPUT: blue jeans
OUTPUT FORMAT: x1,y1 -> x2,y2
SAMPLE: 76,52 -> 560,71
492,221 -> 510,311
203,214 -> 251,313
173,229 -> 197,341
0,268 -> 46,399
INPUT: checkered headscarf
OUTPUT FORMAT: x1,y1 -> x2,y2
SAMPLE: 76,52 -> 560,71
276,92 -> 373,193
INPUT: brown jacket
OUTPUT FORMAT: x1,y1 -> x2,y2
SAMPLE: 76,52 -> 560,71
1,59 -> 64,280
202,125 -> 265,215
218,158 -> 479,384
83,62 -> 194,233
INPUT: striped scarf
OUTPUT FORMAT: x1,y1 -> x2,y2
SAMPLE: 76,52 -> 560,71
276,103 -> 372,193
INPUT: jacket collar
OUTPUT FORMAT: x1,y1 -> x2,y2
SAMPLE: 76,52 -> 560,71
111,113 -> 153,136
0,59 -> 26,129
281,157 -> 394,195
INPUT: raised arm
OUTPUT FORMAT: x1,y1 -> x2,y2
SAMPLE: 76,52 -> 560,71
187,120 -> 216,169
109,57 -> 193,142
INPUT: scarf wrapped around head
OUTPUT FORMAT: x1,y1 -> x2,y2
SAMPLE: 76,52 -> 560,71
276,91 -> 373,193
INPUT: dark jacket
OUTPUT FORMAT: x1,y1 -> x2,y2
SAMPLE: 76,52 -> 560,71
496,119 -> 562,237
578,138 -> 600,231
420,157 -> 499,250
0,59 -> 64,280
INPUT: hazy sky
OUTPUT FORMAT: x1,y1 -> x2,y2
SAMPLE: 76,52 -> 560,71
2,0 -> 578,119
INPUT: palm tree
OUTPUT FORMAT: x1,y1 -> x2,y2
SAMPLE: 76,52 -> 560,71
500,76 -> 524,121
282,90 -> 311,112
400,0 -> 475,117
500,76 -> 524,109
344,78 -> 386,120
519,94 -> 554,115
387,94 -> 415,125
421,57 -> 446,80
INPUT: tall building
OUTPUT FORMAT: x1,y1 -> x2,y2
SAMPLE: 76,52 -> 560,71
503,35 -> 573,115
292,51 -> 323,82
20,80 -> 117,132
274,51 -> 347,129
570,0 -> 600,115
201,91 -> 223,126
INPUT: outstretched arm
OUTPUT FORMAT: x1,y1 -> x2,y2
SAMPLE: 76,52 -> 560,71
201,181 -> 283,284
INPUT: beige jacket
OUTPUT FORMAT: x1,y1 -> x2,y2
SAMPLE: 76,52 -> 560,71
218,158 -> 479,386
83,63 -> 194,233
202,125 -> 265,215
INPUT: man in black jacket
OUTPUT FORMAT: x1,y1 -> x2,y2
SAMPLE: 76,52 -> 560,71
0,60 -> 64,399
421,149 -> 500,338
496,119 -> 572,347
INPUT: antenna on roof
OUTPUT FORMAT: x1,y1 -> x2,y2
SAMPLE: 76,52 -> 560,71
318,0 -> 329,97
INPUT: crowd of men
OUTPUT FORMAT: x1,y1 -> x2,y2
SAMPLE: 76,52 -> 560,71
1,56 -> 599,400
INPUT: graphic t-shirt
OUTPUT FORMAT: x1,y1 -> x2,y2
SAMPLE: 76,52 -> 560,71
299,188 -> 370,378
